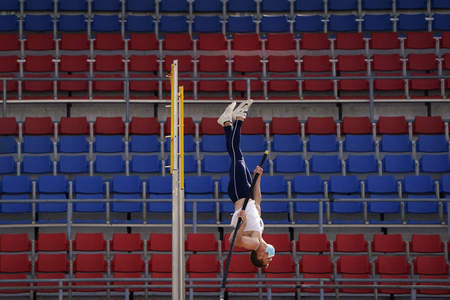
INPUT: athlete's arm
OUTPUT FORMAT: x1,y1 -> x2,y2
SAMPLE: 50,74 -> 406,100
232,211 -> 260,250
252,166 -> 263,214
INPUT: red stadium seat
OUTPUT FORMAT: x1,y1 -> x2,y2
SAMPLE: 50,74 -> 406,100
73,233 -> 106,251
149,272 -> 171,292
36,233 -> 68,252
129,33 -> 158,50
374,72 -> 404,91
232,75 -> 263,92
198,55 -> 227,72
163,33 -> 192,50
264,272 -> 295,293
60,33 -> 89,50
305,117 -> 336,135
129,117 -> 160,135
23,117 -> 54,135
164,55 -> 193,72
369,32 -> 400,50
300,33 -> 330,50
334,234 -> 368,253
23,74 -> 52,92
266,33 -> 295,50
197,33 -> 227,50
35,253 -> 68,272
186,254 -> 220,273
130,74 -> 158,92
231,33 -> 260,50
94,55 -> 124,72
233,56 -> 262,73
0,254 -> 30,273
111,253 -> 145,272
267,56 -> 297,72
407,54 -> 437,71
414,256 -> 448,275
410,72 -> 440,91
339,73 -> 369,92
58,117 -> 89,135
164,117 -> 195,135
226,273 -> 258,293
200,117 -> 223,135
443,53 -> 450,70
337,55 -> 366,72
129,55 -> 158,72
241,117 -> 265,134
270,117 -> 300,135
262,234 -> 292,252
337,255 -> 373,293
302,55 -> 331,72
0,33 -> 19,51
335,32 -> 364,50
377,116 -> 408,134
58,74 -> 89,92
94,33 -> 124,50
409,234 -> 444,254
149,254 -> 172,272
263,254 -> 296,273
0,233 -> 30,252
185,233 -> 218,252
59,55 -> 89,72
299,255 -> 334,293
268,74 -> 298,92
73,273 -> 104,292
187,273 -> 220,293
371,234 -> 406,253
303,74 -> 334,92
413,116 -> 445,134
112,272 -> 143,292
417,275 -> 450,295
24,55 -> 54,72
405,32 -> 435,49
342,117 -> 371,134
0,273 -> 29,294
111,233 -> 143,252
35,272 -> 67,293
94,74 -> 123,92
225,254 -> 258,273
296,233 -> 330,253
74,254 -> 107,272
442,32 -> 450,49
0,55 -> 19,73
147,233 -> 172,252
375,255 -> 411,294
372,54 -> 402,71
25,33 -> 54,50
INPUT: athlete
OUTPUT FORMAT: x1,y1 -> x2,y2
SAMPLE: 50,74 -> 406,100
217,100 -> 275,268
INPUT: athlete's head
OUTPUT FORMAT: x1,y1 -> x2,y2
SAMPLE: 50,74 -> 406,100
250,243 -> 275,268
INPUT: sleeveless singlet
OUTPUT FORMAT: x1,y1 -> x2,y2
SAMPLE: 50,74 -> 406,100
230,200 -> 264,234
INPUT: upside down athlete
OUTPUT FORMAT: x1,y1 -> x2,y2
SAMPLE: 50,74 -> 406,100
217,100 -> 276,268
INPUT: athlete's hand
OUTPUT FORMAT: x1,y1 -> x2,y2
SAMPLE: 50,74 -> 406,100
238,210 -> 247,224
253,166 -> 263,175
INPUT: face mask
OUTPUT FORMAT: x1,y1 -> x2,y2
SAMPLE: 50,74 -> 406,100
265,244 -> 275,258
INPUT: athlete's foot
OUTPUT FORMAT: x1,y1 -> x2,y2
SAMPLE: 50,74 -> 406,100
217,101 -> 236,126
232,99 -> 253,120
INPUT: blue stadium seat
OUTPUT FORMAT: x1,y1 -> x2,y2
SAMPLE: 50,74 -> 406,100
343,135 -> 375,152
130,135 -> 160,153
94,135 -> 124,153
129,155 -> 161,174
271,135 -> 303,152
307,135 -> 338,152
293,175 -> 324,213
382,154 -> 415,173
202,155 -> 230,174
294,15 -> 323,32
193,0 -> 221,12
260,175 -> 288,213
397,14 -> 427,31
0,0 -> 19,10
0,156 -> 17,174
200,135 -> 226,152
1,175 -> 32,213
179,155 -> 197,173
241,135 -> 266,152
23,136 -> 53,154
226,16 -> 256,33
420,154 -> 450,173
126,0 -> 155,11
363,15 -> 393,32
24,15 -> 53,32
92,0 -> 121,11
111,175 -> 142,212
260,16 -> 290,33
416,135 -> 448,153
125,15 -> 155,32
0,136 -> 17,154
346,155 -> 378,174
403,175 -> 438,215
328,0 -> 357,10
379,134 -> 412,152
362,0 -> 392,10
94,155 -> 125,174
273,155 -> 306,173
25,0 -> 53,10
185,176 -> 215,213
367,175 -> 400,214
159,16 -> 188,33
58,15 -> 87,32
432,0 -> 450,8
329,175 -> 362,214
261,0 -> 290,11
441,175 -> 450,212
37,175 -> 68,213
92,15 -> 121,32
164,136 -> 196,153
328,15 -> 358,32
294,0 -> 323,11
73,175 -> 105,212
244,154 -> 270,171
227,0 -> 256,12
0,16 -> 18,32
22,155 -> 53,174
59,0 -> 87,11
58,135 -> 89,153
193,16 -> 222,33
58,155 -> 89,174
433,14 -> 450,31
310,155 -> 342,174
160,0 -> 189,12
219,176 -> 233,213
147,176 -> 172,212
397,0 -> 427,9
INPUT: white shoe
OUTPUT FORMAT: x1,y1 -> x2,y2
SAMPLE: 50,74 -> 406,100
232,100 -> 253,120
217,101 -> 236,126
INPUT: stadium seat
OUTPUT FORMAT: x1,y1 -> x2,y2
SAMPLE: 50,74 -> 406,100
24,0 -> 52,10
0,33 -> 19,51
0,138 -> 17,154
261,0 -> 289,11
0,0 -> 19,10
193,16 -> 221,33
409,234 -> 444,254
295,0 -> 323,11
336,255 -> 373,293
147,233 -> 172,252
184,176 -> 215,213
232,55 -> 262,73
58,136 -> 89,153
58,14 -> 86,32
397,0 -> 427,9
198,55 -> 227,73
73,232 -> 106,251
328,14 -> 358,32
363,14 -> 393,32
346,155 -> 378,174
307,135 -> 338,152
231,33 -> 260,50
414,256 -> 450,295
197,33 -> 226,51
292,175 -> 324,214
126,0 -> 155,11
94,155 -> 125,174
413,116 -> 445,134
126,15 -> 155,32
24,55 -> 54,72
94,135 -> 124,153
310,155 -> 342,174
73,253 -> 107,284
433,13 -> 450,31
227,0 -> 256,12
420,154 -> 450,173
369,32 -> 400,50
94,55 -> 123,72
128,33 -> 158,50
0,56 -> 18,74
110,175 -> 143,213
160,0 -> 188,12
362,0 -> 392,9
24,15 -> 52,32
129,135 -> 160,153
36,233 -> 68,252
260,16 -> 290,33
200,135 -> 226,152
375,255 -> 411,295
371,234 -> 406,253
404,175 -> 438,215
60,33 -> 89,50
37,175 -> 68,213
58,155 -> 89,174
130,155 -> 161,174
185,233 -> 218,252
417,135 -> 448,153
72,175 -> 104,213
201,155 -> 229,174
95,117 -> 124,134
25,33 -> 54,50
294,15 -> 323,32
328,0 -> 357,10
1,175 -> 32,213
226,16 -> 256,33
92,15 -> 121,32
193,0 -> 221,12
94,33 -> 123,50
367,175 -> 400,214
271,135 -> 303,152
0,15 -> 18,32
298,254 -> 334,293
22,155 -> 53,174
334,234 -> 368,253
305,117 -> 336,135
406,32 -> 435,50
398,14 -> 427,31
159,16 -> 188,33
379,135 -> 412,152
335,33 -> 364,50
266,33 -> 295,50
377,116 -> 408,134
273,155 -> 306,174
22,136 -> 52,154
128,55 -> 158,72
344,135 -> 375,152
329,175 -> 362,214
372,54 -> 402,72
296,233 -> 330,252
432,0 -> 450,8
0,233 -> 30,253
259,175 -> 288,214
263,255 -> 297,293
59,55 -> 89,72
382,155 -> 415,173
270,117 -> 300,135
